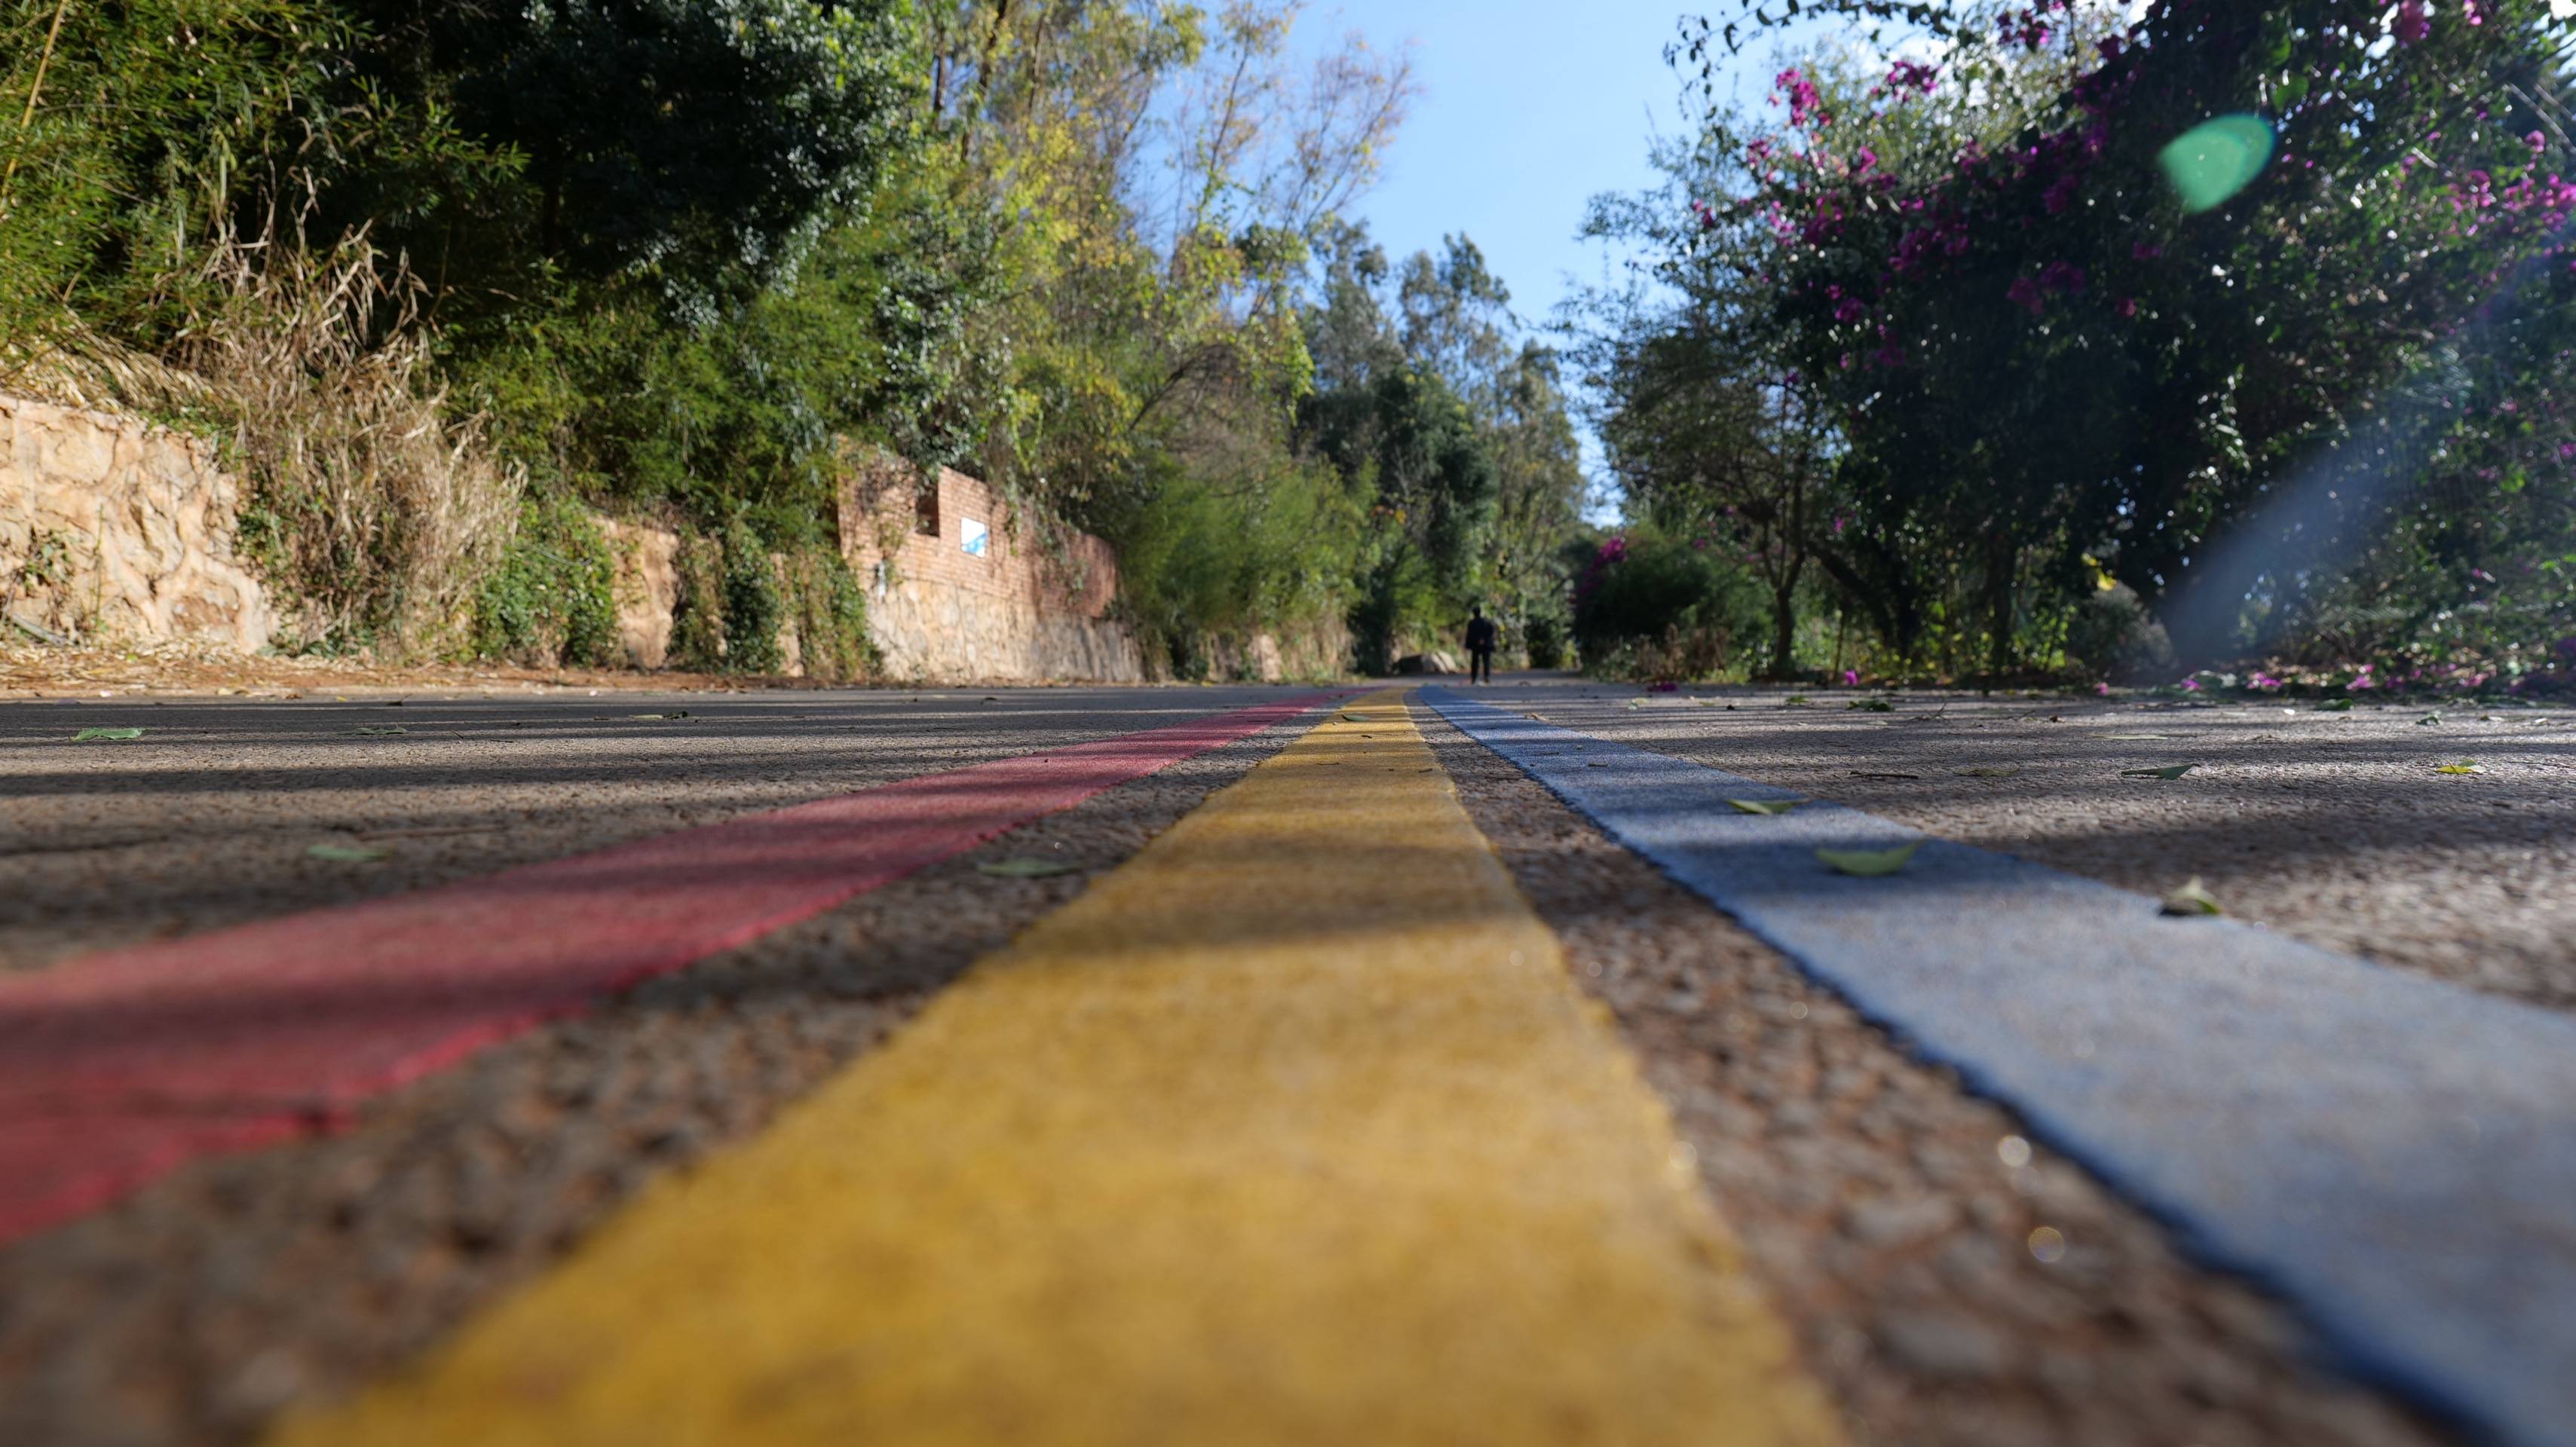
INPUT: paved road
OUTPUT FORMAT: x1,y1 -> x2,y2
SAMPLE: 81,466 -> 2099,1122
2,686 -> 1313,971
3,676 -> 2565,1447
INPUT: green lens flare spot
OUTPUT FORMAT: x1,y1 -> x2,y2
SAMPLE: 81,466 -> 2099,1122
2158,115 -> 2274,213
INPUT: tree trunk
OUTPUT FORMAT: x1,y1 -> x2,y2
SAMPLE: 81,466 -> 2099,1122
1984,531 -> 2016,681
1763,554 -> 1806,680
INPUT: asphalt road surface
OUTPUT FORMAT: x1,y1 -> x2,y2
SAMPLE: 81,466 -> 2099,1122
3,676 -> 2568,1447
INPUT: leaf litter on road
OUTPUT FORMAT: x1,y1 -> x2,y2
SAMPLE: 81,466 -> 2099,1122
72,727 -> 145,742
2121,765 -> 2197,779
1726,799 -> 1805,815
977,858 -> 1082,879
2435,760 -> 2486,776
2161,877 -> 2225,916
1849,769 -> 1922,780
353,726 -> 408,736
1817,842 -> 1922,877
306,843 -> 388,863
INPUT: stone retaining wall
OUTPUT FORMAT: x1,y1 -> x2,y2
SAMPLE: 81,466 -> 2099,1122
0,396 -> 274,651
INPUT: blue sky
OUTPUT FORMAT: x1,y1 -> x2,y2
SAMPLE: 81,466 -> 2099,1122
1308,2 -> 1712,335
1297,2 -> 1802,512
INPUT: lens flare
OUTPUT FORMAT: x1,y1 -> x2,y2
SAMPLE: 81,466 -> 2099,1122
2158,115 -> 2277,213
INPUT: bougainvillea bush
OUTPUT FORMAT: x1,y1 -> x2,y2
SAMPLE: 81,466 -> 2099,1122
1645,0 -> 2576,690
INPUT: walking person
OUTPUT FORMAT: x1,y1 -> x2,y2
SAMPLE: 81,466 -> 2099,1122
1464,604 -> 1498,685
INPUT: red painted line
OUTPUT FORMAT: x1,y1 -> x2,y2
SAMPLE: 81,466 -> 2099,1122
0,693 -> 1356,1246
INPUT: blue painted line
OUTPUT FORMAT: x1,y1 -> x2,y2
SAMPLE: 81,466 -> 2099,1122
1425,687 -> 2576,1447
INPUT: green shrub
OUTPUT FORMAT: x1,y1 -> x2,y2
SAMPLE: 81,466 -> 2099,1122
671,532 -> 728,672
789,546 -> 879,683
1523,613 -> 1569,671
718,521 -> 784,675
1573,531 -> 1766,680
472,497 -> 618,666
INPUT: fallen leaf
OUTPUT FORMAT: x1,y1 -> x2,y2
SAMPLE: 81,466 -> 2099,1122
72,727 -> 145,742
2434,760 -> 2485,776
977,858 -> 1081,878
1848,697 -> 1894,712
2317,698 -> 2355,712
1955,765 -> 2022,779
353,725 -> 408,736
2416,712 -> 2443,727
1727,798 -> 1803,815
1849,769 -> 1922,779
2161,877 -> 2225,916
2121,765 -> 2197,779
306,843 -> 388,863
629,711 -> 691,720
1784,695 -> 1813,707
1817,842 -> 1922,877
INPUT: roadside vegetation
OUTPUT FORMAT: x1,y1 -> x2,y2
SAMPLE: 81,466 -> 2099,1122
0,0 -> 1585,674
1571,0 -> 2576,698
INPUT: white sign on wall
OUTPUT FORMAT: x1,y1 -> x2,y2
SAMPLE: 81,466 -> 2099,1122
960,518 -> 990,558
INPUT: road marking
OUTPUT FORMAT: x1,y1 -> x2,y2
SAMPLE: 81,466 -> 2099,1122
0,693 -> 1354,1247
1424,687 -> 2576,1447
264,692 -> 1839,1447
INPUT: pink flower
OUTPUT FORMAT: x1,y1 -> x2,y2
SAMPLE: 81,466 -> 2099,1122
2007,275 -> 2047,314
1885,60 -> 1940,96
2117,297 -> 2140,318
2530,131 -> 2550,154
2250,672 -> 2283,691
2179,678 -> 2203,692
2095,682 -> 2112,696
1843,670 -> 1861,687
2394,0 -> 2430,44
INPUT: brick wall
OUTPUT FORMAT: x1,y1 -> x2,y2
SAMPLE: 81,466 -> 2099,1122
840,463 -> 1119,620
838,458 -> 1142,683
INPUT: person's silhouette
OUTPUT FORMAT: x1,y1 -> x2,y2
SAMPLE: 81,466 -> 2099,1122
1464,605 -> 1497,685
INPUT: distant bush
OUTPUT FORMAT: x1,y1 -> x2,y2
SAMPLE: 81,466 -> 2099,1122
718,522 -> 784,675
472,497 -> 619,667
787,545 -> 879,683
2063,583 -> 2174,682
671,534 -> 728,672
1573,531 -> 1766,679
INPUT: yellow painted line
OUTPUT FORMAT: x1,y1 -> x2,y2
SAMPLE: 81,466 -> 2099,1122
267,690 -> 1841,1447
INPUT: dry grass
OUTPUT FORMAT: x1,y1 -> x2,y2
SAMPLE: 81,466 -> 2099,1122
167,221 -> 520,656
